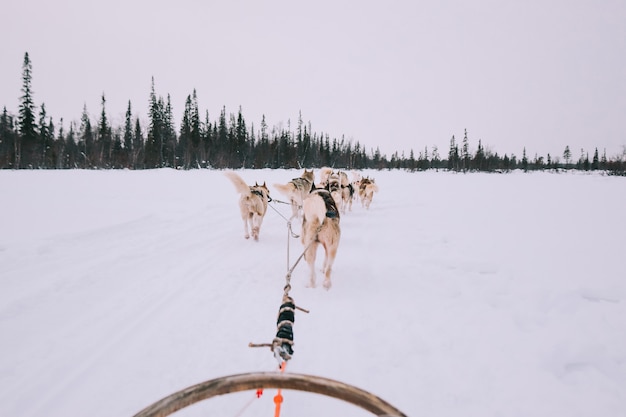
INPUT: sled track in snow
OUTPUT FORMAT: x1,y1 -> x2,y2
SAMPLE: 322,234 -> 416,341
133,372 -> 407,416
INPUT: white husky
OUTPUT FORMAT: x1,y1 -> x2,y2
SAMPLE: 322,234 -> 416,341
301,187 -> 341,289
224,171 -> 270,241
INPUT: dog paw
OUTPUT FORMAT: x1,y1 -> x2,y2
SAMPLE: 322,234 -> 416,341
244,234 -> 250,239
323,279 -> 332,290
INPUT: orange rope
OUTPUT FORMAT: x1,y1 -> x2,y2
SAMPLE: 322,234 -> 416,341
273,362 -> 287,417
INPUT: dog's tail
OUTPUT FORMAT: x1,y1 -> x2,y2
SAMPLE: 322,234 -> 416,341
273,182 -> 295,197
224,171 -> 251,195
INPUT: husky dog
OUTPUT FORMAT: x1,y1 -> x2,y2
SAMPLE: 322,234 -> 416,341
318,167 -> 333,187
273,169 -> 315,219
351,171 -> 362,203
338,171 -> 354,213
325,170 -> 354,214
301,185 -> 341,290
359,177 -> 379,210
326,171 -> 342,209
224,171 -> 270,241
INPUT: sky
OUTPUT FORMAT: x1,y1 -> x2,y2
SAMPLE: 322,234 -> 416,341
1,168 -> 624,416
2,0 -> 626,160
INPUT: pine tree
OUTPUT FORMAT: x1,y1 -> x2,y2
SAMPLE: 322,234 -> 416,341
179,95 -> 192,168
431,146 -> 441,171
447,135 -> 456,171
163,94 -> 176,168
235,106 -> 248,167
254,114 -> 270,168
79,105 -> 93,168
18,52 -> 38,168
54,119 -> 65,168
123,101 -> 133,168
462,129 -> 470,172
503,154 -> 510,171
217,106 -> 228,167
38,103 -> 51,168
111,127 -> 124,168
65,122 -> 78,168
97,94 -> 112,167
133,117 -> 144,169
563,145 -> 572,168
202,110 -> 213,167
475,139 -> 485,171
0,107 -> 18,168
190,91 -> 201,167
145,77 -> 163,168
592,147 -> 599,170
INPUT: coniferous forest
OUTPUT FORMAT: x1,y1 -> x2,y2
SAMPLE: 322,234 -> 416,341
2,53 -> 625,174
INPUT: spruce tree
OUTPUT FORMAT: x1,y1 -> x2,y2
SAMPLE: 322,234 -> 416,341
163,94 -> 176,168
447,135 -> 456,171
217,106 -> 228,167
190,90 -> 201,167
0,107 -> 18,168
592,148 -> 599,170
146,77 -> 163,168
179,95 -> 192,169
563,146 -> 572,168
54,119 -> 65,168
202,110 -> 212,167
79,105 -> 93,168
235,106 -> 248,167
133,117 -> 143,169
18,52 -> 38,168
65,122 -> 78,168
462,129 -> 470,172
98,94 -> 112,167
431,146 -> 441,171
123,101 -> 133,167
475,139 -> 485,171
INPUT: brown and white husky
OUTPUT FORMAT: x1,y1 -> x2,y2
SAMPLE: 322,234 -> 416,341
224,171 -> 270,241
301,186 -> 341,290
358,177 -> 379,210
273,169 -> 315,219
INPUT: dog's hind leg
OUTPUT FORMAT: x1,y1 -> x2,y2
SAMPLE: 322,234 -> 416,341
242,213 -> 252,239
304,241 -> 319,288
251,213 -> 263,241
321,243 -> 338,290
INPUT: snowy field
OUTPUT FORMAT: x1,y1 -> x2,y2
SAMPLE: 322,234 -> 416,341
1,168 -> 624,417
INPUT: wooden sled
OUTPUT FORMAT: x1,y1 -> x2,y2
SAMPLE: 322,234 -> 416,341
133,371 -> 407,417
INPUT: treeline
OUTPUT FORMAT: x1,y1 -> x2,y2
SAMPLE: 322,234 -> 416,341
390,129 -> 626,174
1,52 -> 625,174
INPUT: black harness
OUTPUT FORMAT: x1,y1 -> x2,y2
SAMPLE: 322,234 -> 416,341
250,188 -> 266,198
316,189 -> 339,218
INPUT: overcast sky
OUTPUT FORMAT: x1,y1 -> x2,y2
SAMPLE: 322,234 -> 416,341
2,0 -> 625,159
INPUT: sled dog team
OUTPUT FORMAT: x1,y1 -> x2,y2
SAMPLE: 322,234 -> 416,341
224,168 -> 378,290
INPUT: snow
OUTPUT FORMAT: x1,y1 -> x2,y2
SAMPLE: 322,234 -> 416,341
1,168 -> 625,417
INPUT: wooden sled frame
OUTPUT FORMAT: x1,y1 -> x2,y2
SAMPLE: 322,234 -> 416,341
133,372 -> 407,417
